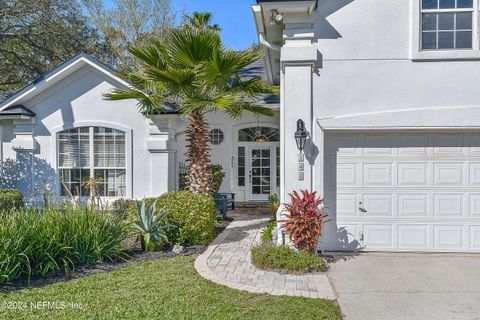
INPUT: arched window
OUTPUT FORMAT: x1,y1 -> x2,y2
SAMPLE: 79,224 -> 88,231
238,127 -> 280,142
58,127 -> 126,197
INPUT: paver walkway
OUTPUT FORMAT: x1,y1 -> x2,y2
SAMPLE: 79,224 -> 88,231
194,211 -> 335,299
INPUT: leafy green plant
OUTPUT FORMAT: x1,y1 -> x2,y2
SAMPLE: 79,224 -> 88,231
281,190 -> 328,253
0,206 -> 129,283
131,201 -> 174,252
261,220 -> 277,243
269,193 -> 280,213
0,189 -> 23,211
251,242 -> 327,273
128,191 -> 217,245
210,164 -> 225,194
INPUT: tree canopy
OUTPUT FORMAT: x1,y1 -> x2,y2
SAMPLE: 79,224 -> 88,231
0,0 -> 112,91
81,0 -> 177,70
0,0 -> 177,92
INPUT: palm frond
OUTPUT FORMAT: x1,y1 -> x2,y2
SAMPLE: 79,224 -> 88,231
104,88 -> 164,115
233,47 -> 263,71
229,76 -> 279,97
168,28 -> 222,67
182,94 -> 238,114
224,102 -> 276,119
145,67 -> 196,95
127,42 -> 168,70
201,49 -> 243,88
115,69 -> 150,89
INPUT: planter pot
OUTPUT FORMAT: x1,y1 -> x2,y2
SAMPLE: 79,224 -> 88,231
213,194 -> 228,218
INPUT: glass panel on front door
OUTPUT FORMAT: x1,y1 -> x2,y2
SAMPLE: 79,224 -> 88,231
251,148 -> 271,195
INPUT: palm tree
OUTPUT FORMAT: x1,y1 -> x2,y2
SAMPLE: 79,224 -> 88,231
105,16 -> 277,195
181,11 -> 221,33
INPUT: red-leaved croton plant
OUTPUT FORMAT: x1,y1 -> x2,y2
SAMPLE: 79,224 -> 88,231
281,190 -> 328,253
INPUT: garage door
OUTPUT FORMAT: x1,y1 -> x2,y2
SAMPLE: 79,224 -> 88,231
324,132 -> 480,252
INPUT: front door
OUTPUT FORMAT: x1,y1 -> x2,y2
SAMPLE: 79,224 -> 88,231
248,146 -> 273,201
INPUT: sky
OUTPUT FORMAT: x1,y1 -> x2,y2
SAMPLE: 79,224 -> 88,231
173,0 -> 258,50
102,0 -> 259,50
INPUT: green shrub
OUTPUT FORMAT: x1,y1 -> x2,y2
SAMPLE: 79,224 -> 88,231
0,189 -> 23,210
110,198 -> 136,220
251,243 -> 327,273
128,191 -> 217,245
261,220 -> 277,243
0,206 -> 129,283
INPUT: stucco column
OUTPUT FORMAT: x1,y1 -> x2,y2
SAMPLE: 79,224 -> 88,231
146,116 -> 177,197
276,25 -> 318,246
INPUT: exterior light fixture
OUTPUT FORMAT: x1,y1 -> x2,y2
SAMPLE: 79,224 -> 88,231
294,119 -> 307,152
269,9 -> 283,25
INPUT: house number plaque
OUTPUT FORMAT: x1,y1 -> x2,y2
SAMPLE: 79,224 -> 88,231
298,153 -> 305,181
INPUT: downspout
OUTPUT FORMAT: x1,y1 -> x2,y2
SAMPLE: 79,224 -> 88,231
259,33 -> 280,52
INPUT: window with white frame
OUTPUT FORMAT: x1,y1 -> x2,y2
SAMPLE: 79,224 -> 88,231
58,127 -> 126,197
421,0 -> 474,50
209,129 -> 224,145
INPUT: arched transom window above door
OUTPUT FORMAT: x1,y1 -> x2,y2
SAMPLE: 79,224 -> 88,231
57,127 -> 126,197
238,127 -> 280,142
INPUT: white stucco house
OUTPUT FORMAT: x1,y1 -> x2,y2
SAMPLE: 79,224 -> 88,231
0,53 -> 280,205
252,0 -> 480,253
3,0 -> 480,253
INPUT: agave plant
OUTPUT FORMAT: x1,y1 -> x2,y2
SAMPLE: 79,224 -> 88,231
282,190 -> 328,253
131,200 -> 175,252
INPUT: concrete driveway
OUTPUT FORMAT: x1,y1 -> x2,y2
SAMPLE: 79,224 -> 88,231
326,253 -> 480,320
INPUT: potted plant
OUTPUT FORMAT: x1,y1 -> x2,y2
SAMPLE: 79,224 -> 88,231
210,165 -> 228,216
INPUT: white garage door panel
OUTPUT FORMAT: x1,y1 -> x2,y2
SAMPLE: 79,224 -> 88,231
325,132 -> 480,252
398,225 -> 428,249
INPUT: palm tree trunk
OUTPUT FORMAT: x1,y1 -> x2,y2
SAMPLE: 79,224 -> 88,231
185,111 -> 213,195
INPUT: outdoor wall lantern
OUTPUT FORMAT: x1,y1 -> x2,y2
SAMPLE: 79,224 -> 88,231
294,119 -> 307,152
269,9 -> 283,25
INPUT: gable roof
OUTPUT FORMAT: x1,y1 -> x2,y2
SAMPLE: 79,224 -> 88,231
0,52 -> 130,112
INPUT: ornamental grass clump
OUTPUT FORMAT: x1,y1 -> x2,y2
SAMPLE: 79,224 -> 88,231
0,206 -> 129,283
283,190 -> 328,253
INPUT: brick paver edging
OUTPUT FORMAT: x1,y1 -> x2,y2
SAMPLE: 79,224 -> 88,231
194,212 -> 336,299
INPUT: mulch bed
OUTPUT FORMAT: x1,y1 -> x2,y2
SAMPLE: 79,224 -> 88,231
0,216 -> 233,293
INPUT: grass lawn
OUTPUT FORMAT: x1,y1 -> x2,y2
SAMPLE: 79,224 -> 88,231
0,256 -> 342,320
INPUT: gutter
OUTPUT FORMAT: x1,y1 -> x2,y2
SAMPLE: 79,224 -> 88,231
256,0 -> 318,10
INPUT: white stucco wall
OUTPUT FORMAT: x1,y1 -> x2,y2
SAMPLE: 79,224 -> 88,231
0,64 -> 176,203
313,0 -> 480,118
